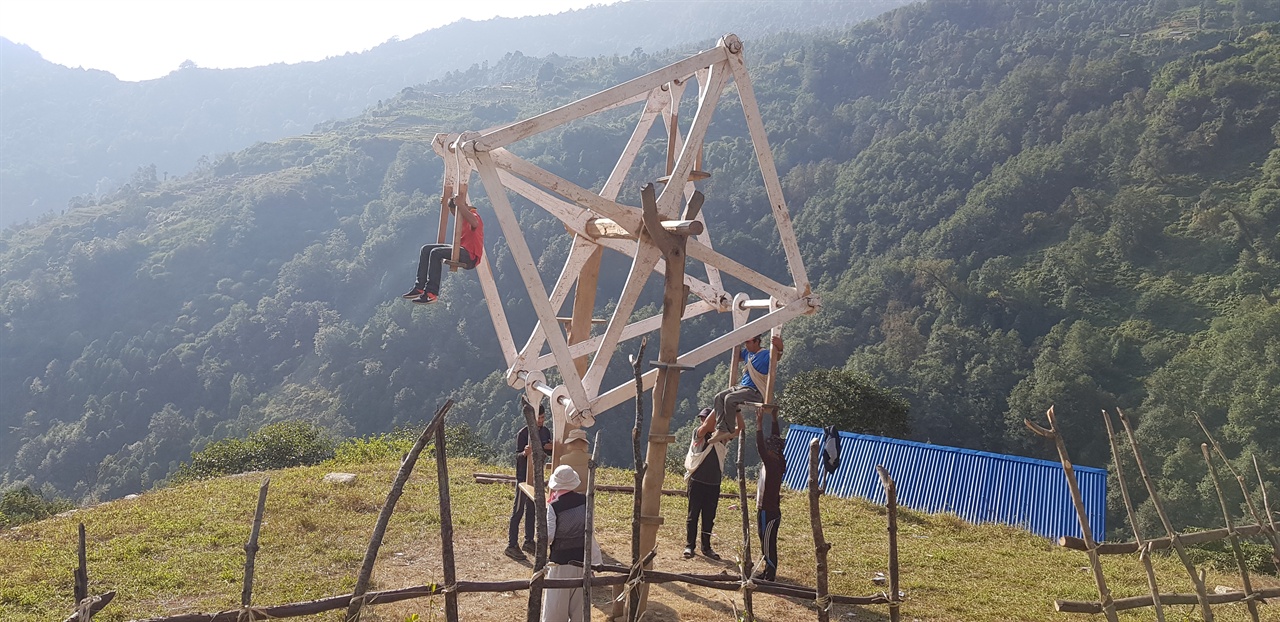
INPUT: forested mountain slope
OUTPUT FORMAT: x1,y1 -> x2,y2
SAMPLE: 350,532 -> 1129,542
0,0 -> 908,227
2,0 -> 1278,540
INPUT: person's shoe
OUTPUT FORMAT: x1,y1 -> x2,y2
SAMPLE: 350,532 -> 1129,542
682,545 -> 695,559
701,546 -> 721,561
503,546 -> 527,561
522,541 -> 536,555
413,292 -> 438,304
401,286 -> 424,299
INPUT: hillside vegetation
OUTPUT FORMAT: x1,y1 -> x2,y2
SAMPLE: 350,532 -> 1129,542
3,456 -> 1276,622
2,0 -> 1279,547
0,0 -> 908,226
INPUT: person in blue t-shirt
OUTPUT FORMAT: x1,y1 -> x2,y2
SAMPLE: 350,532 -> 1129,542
709,333 -> 783,443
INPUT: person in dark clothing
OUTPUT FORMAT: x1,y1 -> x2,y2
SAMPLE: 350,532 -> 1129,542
753,406 -> 785,581
543,465 -> 601,621
505,400 -> 552,561
402,196 -> 484,304
683,407 -> 732,560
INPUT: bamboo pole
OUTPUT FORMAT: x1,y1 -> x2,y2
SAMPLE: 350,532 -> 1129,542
582,431 -> 601,622
1101,410 -> 1164,621
1024,406 -> 1117,622
523,397 -> 549,622
1059,523 -> 1271,553
737,420 -> 756,621
124,567 -> 897,622
1055,587 -> 1280,613
1196,413 -> 1280,563
1200,443 -> 1260,622
241,478 -> 269,612
1254,456 -> 1280,569
626,337 -> 647,622
875,466 -> 901,622
346,399 -> 452,622
1115,407 -> 1214,621
807,439 -> 830,622
435,420 -> 459,621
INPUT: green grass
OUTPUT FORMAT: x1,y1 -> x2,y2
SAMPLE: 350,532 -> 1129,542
2,457 -> 1275,621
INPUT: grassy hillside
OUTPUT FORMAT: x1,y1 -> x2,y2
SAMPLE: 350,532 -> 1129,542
3,455 -> 1275,621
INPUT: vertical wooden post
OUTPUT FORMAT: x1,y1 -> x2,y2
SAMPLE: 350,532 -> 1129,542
1101,410 -> 1164,622
242,479 -> 269,610
876,466 -> 900,622
636,185 -> 697,616
1196,413 -> 1280,560
625,337 -> 647,622
347,400 -> 452,622
1115,408 -> 1214,622
582,431 -> 601,622
807,439 -> 830,622
1200,443 -> 1260,622
737,426 -> 756,621
75,523 -> 87,605
436,422 -> 459,621
523,399 -> 549,622
1024,406 -> 1118,622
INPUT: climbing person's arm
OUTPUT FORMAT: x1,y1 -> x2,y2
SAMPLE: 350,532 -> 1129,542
454,197 -> 480,228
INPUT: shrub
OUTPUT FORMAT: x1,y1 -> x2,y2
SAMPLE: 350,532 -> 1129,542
778,368 -> 910,437
0,486 -> 75,527
171,421 -> 336,482
332,424 -> 497,466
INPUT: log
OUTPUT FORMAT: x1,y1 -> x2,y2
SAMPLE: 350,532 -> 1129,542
1055,586 -> 1280,613
346,400 -> 452,622
62,591 -> 114,622
75,523 -> 88,604
582,431 -> 601,622
1102,409 -> 1164,621
627,337 -> 647,622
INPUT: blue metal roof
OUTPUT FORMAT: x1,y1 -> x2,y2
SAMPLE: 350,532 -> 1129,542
781,425 -> 1106,541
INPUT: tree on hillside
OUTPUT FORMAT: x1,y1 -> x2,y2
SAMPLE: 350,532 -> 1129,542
778,367 -> 910,437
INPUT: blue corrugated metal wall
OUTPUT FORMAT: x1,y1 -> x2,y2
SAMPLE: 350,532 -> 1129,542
780,425 -> 1106,541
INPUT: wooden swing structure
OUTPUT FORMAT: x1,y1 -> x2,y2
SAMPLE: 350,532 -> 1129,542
429,33 -> 819,612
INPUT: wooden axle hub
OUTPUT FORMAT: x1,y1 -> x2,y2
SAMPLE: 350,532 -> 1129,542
584,217 -> 703,240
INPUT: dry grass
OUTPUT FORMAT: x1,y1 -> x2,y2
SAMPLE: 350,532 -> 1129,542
2,457 -> 1275,621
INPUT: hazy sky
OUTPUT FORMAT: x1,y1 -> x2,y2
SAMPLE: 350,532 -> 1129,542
1,0 -> 625,82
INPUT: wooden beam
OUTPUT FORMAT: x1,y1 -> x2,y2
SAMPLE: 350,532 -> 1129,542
586,217 -> 703,239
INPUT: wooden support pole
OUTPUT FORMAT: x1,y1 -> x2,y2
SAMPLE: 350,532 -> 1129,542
435,420 -> 459,621
623,336 -> 647,622
346,400 -> 452,622
1114,407 -> 1214,621
1059,523 -> 1272,554
1201,443 -> 1260,622
876,466 -> 901,622
522,398 -> 549,622
1101,410 -> 1164,621
75,522 -> 88,604
1025,406 -> 1117,622
737,426 -> 756,621
582,431 -> 601,622
241,478 -> 269,612
807,439 -> 831,622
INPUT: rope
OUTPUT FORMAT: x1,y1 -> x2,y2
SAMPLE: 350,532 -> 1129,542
613,558 -> 648,603
236,605 -> 268,622
814,594 -> 831,611
530,567 -> 549,582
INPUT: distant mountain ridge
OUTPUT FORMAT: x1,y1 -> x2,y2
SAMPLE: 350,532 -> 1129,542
0,0 -> 910,227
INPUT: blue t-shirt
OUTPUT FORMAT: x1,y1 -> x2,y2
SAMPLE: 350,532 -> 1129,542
739,348 -> 771,390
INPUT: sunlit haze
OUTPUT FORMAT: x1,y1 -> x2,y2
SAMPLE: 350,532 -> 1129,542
0,0 -> 625,82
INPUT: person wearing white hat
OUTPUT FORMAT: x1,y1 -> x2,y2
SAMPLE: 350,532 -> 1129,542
683,407 -> 729,560
542,464 -> 602,621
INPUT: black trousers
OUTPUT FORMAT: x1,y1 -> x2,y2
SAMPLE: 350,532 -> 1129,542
685,479 -> 721,548
508,484 -> 534,547
416,244 -> 474,295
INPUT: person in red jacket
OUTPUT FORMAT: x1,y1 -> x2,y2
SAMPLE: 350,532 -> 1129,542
402,196 -> 483,304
